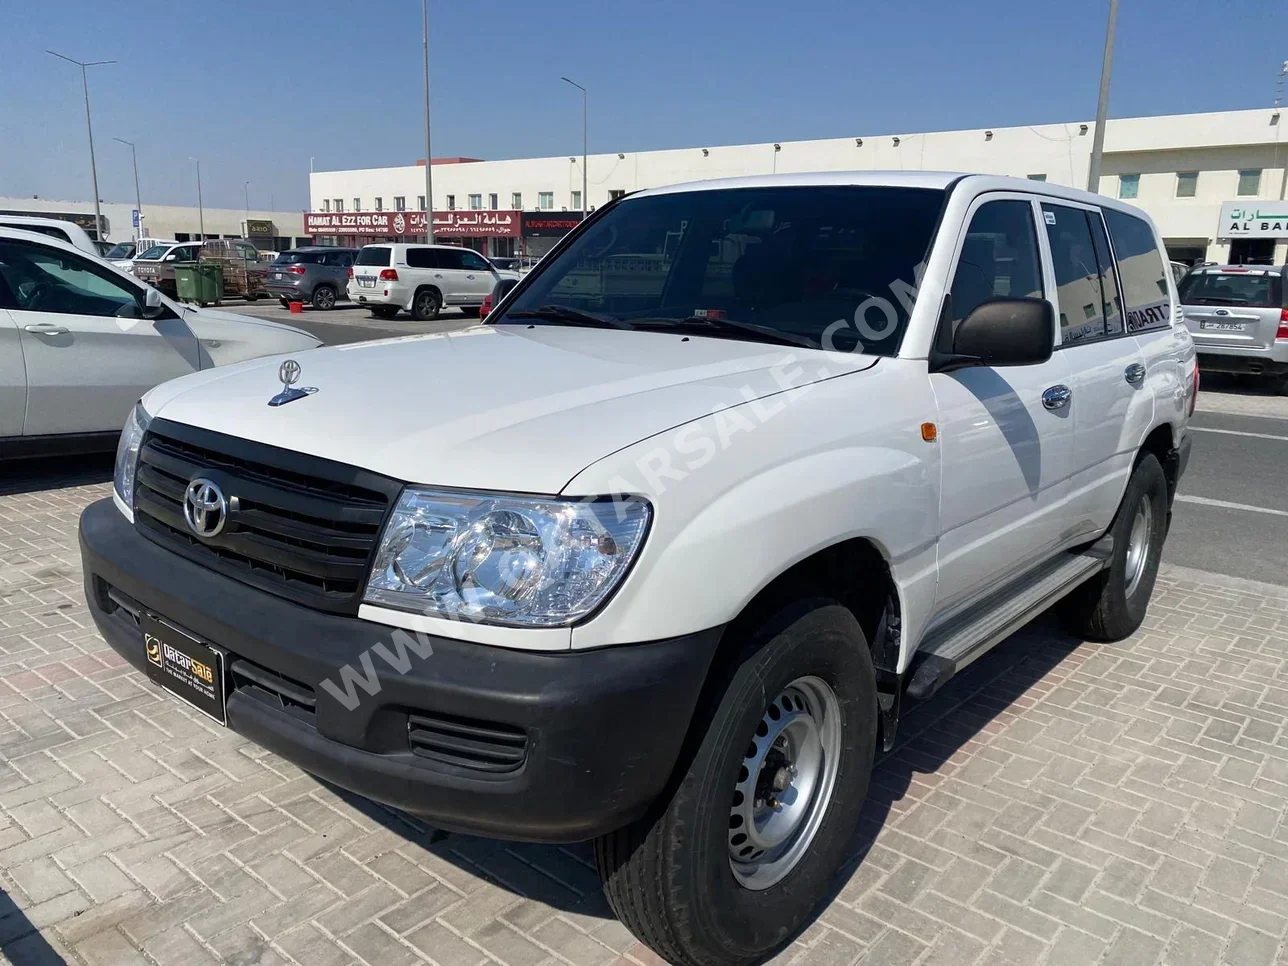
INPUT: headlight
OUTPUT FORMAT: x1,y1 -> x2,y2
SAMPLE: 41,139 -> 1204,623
113,403 -> 151,512
364,488 -> 651,627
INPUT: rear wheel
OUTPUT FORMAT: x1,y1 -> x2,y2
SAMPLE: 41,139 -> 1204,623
1062,452 -> 1168,641
312,285 -> 337,310
278,298 -> 291,309
595,599 -> 877,966
411,288 -> 441,321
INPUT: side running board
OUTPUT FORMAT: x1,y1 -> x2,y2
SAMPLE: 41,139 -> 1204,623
906,552 -> 1107,702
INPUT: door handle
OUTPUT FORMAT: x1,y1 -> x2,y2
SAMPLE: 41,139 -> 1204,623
465,274 -> 475,279
1125,363 -> 1146,385
1042,385 -> 1072,411
24,323 -> 69,336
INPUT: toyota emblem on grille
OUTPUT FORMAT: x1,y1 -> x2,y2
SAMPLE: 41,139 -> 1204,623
184,478 -> 228,538
268,358 -> 318,407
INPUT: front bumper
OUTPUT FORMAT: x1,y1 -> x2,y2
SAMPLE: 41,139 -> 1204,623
79,498 -> 722,842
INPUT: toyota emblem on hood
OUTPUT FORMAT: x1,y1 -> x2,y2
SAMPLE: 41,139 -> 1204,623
268,358 -> 318,407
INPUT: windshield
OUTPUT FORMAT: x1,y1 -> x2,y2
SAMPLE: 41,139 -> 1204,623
355,246 -> 391,267
1179,271 -> 1282,308
105,243 -> 135,259
274,251 -> 324,265
137,245 -> 170,260
498,185 -> 946,353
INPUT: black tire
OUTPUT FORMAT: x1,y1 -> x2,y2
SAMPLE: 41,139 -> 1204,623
411,288 -> 441,321
461,306 -> 481,318
1062,452 -> 1168,641
369,306 -> 399,320
278,298 -> 291,309
311,285 -> 337,310
595,599 -> 878,966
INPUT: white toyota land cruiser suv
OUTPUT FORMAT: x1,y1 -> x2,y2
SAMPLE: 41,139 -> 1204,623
81,172 -> 1196,966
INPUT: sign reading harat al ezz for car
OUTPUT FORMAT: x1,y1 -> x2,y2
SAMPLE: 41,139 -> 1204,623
304,210 -> 521,237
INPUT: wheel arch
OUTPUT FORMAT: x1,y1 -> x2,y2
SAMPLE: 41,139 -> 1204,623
1138,421 -> 1180,506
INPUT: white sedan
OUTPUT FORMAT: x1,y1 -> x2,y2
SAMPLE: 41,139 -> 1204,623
0,227 -> 322,458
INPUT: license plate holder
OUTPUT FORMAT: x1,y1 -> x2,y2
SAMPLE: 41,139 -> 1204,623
141,615 -> 227,726
357,276 -> 376,288
1199,320 -> 1245,332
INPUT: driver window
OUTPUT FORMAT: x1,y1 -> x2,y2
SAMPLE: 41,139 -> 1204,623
461,251 -> 489,271
947,200 -> 1044,329
0,239 -> 145,318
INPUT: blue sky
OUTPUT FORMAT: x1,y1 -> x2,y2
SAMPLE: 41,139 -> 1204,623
1,0 -> 1284,212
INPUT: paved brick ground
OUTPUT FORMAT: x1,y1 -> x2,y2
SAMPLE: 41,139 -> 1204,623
2,468 -> 1288,966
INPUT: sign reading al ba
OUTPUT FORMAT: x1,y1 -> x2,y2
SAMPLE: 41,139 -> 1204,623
1219,201 -> 1288,239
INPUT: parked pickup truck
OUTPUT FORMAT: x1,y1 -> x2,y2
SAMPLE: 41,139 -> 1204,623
79,172 -> 1196,966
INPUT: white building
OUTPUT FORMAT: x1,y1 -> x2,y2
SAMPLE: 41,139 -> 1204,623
308,108 -> 1288,266
0,196 -> 308,251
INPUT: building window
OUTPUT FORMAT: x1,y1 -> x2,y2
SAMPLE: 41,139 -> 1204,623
334,199 -> 344,212
489,193 -> 498,210
538,191 -> 554,210
418,195 -> 426,211
511,192 -> 522,209
609,189 -> 626,200
1026,173 -> 1047,182
469,194 -> 482,209
571,190 -> 583,210
446,194 -> 456,210
394,196 -> 406,211
374,198 -> 383,211
355,198 -> 362,211
1237,169 -> 1262,196
1117,174 -> 1139,200
1175,172 -> 1198,198
322,199 -> 331,212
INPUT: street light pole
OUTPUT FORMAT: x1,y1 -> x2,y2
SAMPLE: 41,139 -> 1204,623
48,50 -> 114,243
113,137 -> 142,241
189,157 -> 205,238
1274,61 -> 1288,201
422,0 -> 435,243
244,181 -> 252,216
561,76 -> 588,218
1085,0 -> 1119,193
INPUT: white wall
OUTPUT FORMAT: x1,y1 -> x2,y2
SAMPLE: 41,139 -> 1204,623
0,196 -> 306,244
311,108 -> 1288,263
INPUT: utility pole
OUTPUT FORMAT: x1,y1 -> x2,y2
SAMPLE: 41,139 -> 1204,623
1085,0 -> 1118,193
244,181 -> 252,215
422,0 -> 435,243
1275,61 -> 1287,201
189,157 -> 205,238
562,77 -> 588,217
48,50 -> 114,243
113,137 -> 142,241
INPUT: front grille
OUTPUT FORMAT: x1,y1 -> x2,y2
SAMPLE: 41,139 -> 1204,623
408,711 -> 528,773
133,419 -> 401,614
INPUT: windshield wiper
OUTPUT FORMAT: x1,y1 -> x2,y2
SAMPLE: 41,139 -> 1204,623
501,305 -> 631,329
631,316 -> 820,349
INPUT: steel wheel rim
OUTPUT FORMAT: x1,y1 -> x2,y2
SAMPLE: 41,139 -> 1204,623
728,675 -> 842,891
1124,495 -> 1153,598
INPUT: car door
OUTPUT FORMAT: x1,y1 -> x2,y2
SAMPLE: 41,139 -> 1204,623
431,248 -> 472,304
459,250 -> 497,303
0,236 -> 200,437
1040,202 -> 1153,541
0,274 -> 25,439
930,195 -> 1076,618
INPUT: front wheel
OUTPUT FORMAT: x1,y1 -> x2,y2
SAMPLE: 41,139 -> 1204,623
411,288 -> 441,321
595,600 -> 877,966
1062,452 -> 1168,641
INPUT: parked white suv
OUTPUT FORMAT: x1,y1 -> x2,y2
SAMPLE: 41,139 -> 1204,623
347,243 -> 518,319
80,173 -> 1195,966
0,227 -> 321,458
0,215 -> 101,256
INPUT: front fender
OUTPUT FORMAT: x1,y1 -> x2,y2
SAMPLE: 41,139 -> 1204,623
565,359 -> 941,654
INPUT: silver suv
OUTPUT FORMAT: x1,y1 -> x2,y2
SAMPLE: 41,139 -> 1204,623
1179,264 -> 1288,389
266,247 -> 357,310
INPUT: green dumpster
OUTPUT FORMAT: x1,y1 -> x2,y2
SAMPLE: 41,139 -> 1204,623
174,262 -> 224,306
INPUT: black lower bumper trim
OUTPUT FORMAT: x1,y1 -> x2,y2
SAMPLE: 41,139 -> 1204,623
80,497 -> 722,842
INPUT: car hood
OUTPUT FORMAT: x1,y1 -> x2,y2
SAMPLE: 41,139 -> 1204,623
143,325 -> 875,493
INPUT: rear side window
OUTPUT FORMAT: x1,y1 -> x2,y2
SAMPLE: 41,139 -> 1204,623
355,246 -> 392,267
1178,271 -> 1282,309
1,223 -> 71,243
1103,209 -> 1172,332
275,251 -> 324,265
1042,203 -> 1110,345
405,248 -> 440,269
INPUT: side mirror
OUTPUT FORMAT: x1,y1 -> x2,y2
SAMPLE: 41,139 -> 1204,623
934,298 -> 1054,371
142,284 -> 166,319
164,254 -> 177,262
